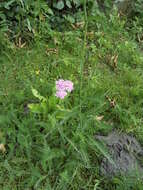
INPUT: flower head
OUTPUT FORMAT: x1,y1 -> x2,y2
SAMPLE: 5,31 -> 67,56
55,79 -> 74,99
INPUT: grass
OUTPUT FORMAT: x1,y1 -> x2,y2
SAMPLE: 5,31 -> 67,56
0,9 -> 143,190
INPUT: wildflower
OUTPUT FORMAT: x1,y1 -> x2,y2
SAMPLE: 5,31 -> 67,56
55,79 -> 74,99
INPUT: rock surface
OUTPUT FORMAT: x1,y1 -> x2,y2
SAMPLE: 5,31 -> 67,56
96,131 -> 143,177
114,0 -> 133,14
97,0 -> 134,15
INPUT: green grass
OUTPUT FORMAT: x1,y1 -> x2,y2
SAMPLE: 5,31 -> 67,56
0,10 -> 143,190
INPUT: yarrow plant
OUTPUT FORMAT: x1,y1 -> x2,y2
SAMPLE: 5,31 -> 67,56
55,79 -> 74,99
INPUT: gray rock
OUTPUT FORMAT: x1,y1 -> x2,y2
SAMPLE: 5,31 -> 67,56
96,131 -> 143,177
96,0 -> 134,15
114,0 -> 134,14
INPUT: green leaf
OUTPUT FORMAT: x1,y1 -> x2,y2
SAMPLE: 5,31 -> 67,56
31,87 -> 46,101
17,133 -> 28,148
66,0 -> 72,8
47,8 -> 54,15
73,0 -> 81,7
27,18 -> 32,32
28,103 -> 43,113
64,15 -> 75,23
4,0 -> 15,10
54,0 -> 65,10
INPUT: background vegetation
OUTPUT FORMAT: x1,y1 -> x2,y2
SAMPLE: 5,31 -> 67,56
0,0 -> 143,189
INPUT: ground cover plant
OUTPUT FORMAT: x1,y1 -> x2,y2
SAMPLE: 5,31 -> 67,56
0,0 -> 143,189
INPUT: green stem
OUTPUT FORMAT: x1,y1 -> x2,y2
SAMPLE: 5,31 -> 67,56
79,0 -> 88,124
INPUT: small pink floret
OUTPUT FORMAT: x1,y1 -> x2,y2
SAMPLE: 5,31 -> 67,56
56,90 -> 67,99
56,79 -> 65,91
64,80 -> 74,92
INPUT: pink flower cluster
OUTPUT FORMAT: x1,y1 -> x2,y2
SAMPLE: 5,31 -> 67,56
55,79 -> 74,99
